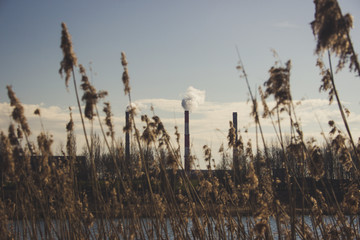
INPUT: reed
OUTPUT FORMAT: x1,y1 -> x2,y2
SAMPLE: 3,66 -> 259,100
1,0 -> 360,239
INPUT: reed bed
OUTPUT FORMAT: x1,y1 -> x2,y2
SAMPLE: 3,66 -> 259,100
1,0 -> 360,239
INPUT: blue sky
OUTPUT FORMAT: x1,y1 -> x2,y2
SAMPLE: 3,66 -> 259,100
1,0 -> 360,167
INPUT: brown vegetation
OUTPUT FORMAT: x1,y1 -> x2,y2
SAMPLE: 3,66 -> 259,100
1,1 -> 360,239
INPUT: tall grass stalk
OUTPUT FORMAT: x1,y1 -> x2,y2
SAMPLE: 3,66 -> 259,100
1,1 -> 360,238
327,51 -> 359,172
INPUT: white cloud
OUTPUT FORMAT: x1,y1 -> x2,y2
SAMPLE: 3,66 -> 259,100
1,98 -> 360,168
134,98 -> 182,113
273,21 -> 301,29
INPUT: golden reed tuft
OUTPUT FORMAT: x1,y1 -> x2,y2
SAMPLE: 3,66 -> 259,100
8,124 -> 19,146
0,132 -> 15,178
121,52 -> 131,95
59,22 -> 78,88
34,108 -> 40,116
312,0 -> 359,74
263,60 -> 292,111
103,102 -> 114,139
6,86 -> 31,136
66,108 -> 74,132
227,121 -> 236,148
79,64 -> 108,120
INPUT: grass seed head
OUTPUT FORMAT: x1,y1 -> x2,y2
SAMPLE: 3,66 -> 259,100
246,161 -> 258,190
122,68 -> 131,95
66,113 -> 74,132
253,220 -> 269,239
6,85 -> 19,107
308,144 -> 325,181
120,52 -> 131,95
6,86 -> 31,136
59,22 -> 78,87
103,102 -> 114,138
79,65 -> 107,120
37,132 -> 53,156
121,52 -> 128,67
317,57 -> 335,104
34,108 -> 40,116
141,116 -> 156,145
0,132 -> 15,178
174,126 -> 180,145
259,86 -> 270,118
203,145 -> 212,170
263,60 -> 292,110
227,121 -> 236,148
16,126 -> 23,139
329,124 -> 353,172
8,124 -> 19,146
342,183 -> 360,214
311,0 -> 357,73
66,109 -> 76,157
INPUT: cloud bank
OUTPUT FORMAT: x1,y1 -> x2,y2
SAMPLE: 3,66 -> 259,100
1,98 -> 359,168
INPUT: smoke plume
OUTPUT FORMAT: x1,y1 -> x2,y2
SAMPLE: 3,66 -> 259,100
181,86 -> 205,112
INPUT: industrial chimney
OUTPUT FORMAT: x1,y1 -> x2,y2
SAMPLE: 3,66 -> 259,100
125,110 -> 130,163
233,112 -> 241,184
184,110 -> 190,172
181,86 -> 205,172
233,112 -> 238,167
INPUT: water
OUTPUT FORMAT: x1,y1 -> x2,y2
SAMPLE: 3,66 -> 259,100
7,215 -> 360,239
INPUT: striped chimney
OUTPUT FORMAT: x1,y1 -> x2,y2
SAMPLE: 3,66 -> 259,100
233,112 -> 238,169
181,86 -> 205,172
125,111 -> 130,163
184,110 -> 190,172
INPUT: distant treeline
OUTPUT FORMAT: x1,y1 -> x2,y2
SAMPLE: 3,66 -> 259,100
0,141 -> 353,210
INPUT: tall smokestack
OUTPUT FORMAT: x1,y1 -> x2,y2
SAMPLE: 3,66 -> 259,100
181,86 -> 205,172
233,112 -> 238,166
184,110 -> 190,172
125,111 -> 130,163
233,112 -> 241,184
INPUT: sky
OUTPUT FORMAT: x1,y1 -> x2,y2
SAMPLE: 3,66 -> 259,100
0,0 -> 360,168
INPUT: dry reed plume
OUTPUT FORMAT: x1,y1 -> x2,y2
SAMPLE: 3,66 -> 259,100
1,1 -> 360,239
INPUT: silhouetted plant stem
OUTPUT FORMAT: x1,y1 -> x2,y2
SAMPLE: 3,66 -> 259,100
71,68 -> 91,156
328,50 -> 359,171
71,67 -> 105,230
235,47 -> 269,160
95,105 -> 121,174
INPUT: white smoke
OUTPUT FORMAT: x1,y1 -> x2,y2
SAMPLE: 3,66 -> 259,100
181,86 -> 206,112
126,101 -> 148,112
